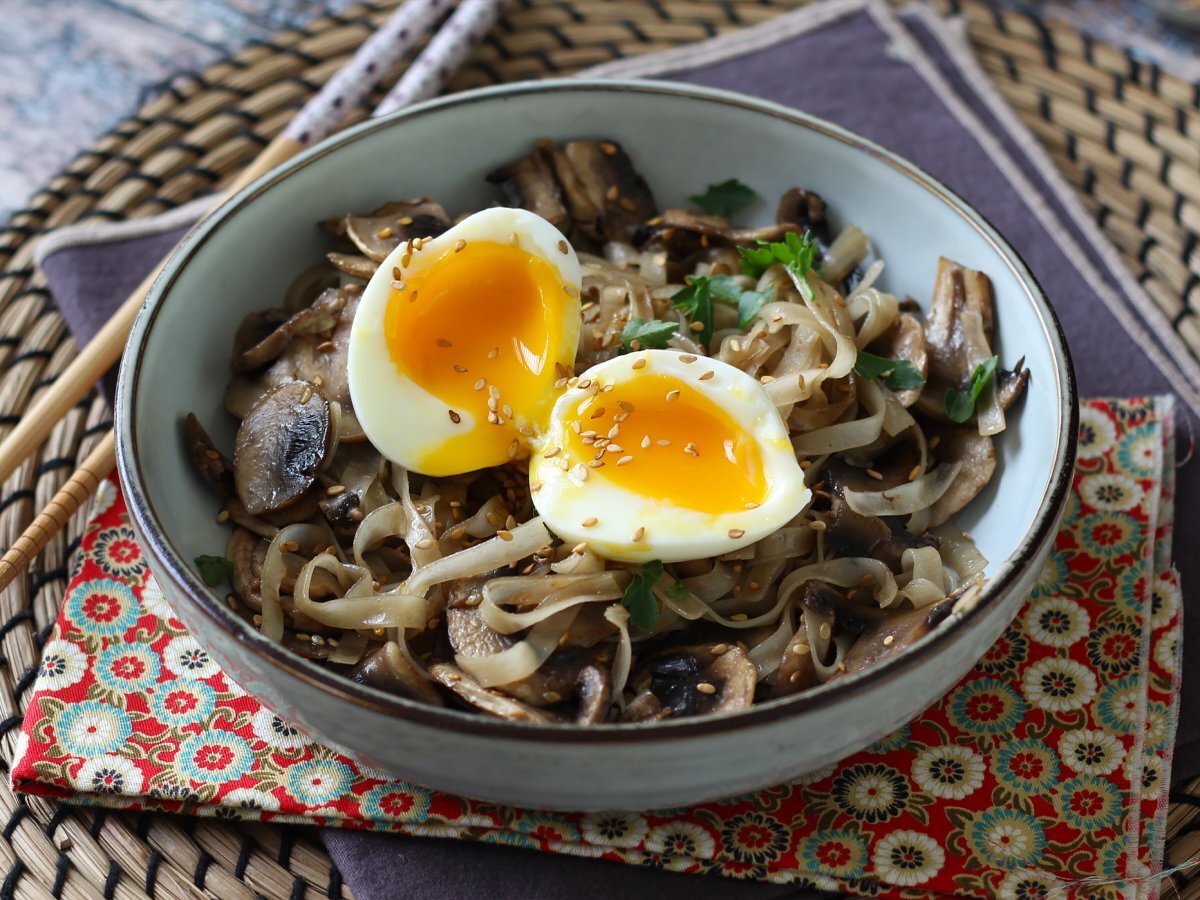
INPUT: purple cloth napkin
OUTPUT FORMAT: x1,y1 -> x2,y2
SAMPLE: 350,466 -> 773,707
33,2 -> 1195,896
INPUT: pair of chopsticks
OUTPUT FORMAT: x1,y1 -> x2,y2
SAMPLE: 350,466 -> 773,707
0,0 -> 509,592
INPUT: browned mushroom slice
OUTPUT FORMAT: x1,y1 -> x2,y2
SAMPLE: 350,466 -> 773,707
351,642 -> 444,706
575,665 -> 612,725
640,644 -> 756,718
233,381 -> 330,516
226,527 -> 260,610
428,662 -> 563,723
184,413 -> 234,498
836,595 -> 958,677
539,140 -> 600,233
823,465 -> 938,572
618,690 -> 669,722
775,187 -> 833,247
344,199 -> 452,262
926,426 -> 996,528
868,312 -> 928,408
996,359 -> 1030,411
560,139 -> 657,242
915,258 -> 997,421
773,633 -> 820,697
635,210 -> 799,282
320,490 -> 364,536
487,145 -> 569,229
232,287 -> 348,374
327,252 -> 377,280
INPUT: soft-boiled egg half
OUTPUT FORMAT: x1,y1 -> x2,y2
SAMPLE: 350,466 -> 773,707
348,207 -> 581,476
530,351 -> 810,562
349,207 -> 809,562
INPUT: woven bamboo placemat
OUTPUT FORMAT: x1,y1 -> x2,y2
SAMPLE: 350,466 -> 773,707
0,0 -> 1197,896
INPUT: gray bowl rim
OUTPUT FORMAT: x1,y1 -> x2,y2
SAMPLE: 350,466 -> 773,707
117,77 -> 1078,744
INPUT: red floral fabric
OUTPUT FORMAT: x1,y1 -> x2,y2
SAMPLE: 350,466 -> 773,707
10,398 -> 1182,898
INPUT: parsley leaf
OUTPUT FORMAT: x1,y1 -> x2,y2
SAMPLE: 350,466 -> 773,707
670,277 -> 714,349
619,317 -> 678,354
708,275 -> 775,328
853,350 -> 927,391
737,230 -> 819,299
622,560 -> 664,632
195,554 -> 234,587
944,356 -> 998,423
689,178 -> 757,217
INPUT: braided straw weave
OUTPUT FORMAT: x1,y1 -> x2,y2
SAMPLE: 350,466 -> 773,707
0,0 -> 1198,895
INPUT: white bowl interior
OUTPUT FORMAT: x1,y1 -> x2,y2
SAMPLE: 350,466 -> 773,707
130,83 -> 1061,587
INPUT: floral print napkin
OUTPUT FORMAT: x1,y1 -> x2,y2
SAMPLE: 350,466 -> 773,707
10,398 -> 1181,898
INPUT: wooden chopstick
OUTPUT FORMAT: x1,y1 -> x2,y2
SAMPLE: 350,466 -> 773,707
0,0 -> 507,594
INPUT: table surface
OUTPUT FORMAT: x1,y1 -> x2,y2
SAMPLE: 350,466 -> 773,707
1,0 -> 1198,223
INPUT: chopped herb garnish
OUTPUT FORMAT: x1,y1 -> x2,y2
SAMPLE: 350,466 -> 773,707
619,317 -> 678,354
737,230 -> 819,299
708,275 -> 776,328
195,554 -> 234,587
944,356 -> 998,423
622,559 -> 664,632
670,277 -> 715,349
853,350 -> 927,391
666,582 -> 691,600
689,178 -> 757,217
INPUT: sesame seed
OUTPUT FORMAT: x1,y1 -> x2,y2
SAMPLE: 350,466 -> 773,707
749,581 -> 761,590
392,266 -> 402,279
543,690 -> 563,703
790,643 -> 805,655
317,340 -> 334,352
613,412 -> 628,423
453,364 -> 468,373
398,216 -> 413,226
590,407 -> 606,419
502,404 -> 513,418
723,439 -> 735,461
617,400 -> 635,413
436,338 -> 452,348
530,482 -> 543,492
391,280 -> 406,291
606,444 -> 624,454
666,390 -> 680,402
929,435 -> 941,449
908,464 -> 922,482
509,231 -> 520,246
299,385 -> 313,404
657,439 -> 671,446
789,671 -> 801,683
684,442 -> 699,457
699,370 -> 715,381
488,398 -> 498,412
819,623 -> 832,640
409,291 -> 418,303
487,412 -> 498,424
578,379 -> 592,389
581,517 -> 598,528
711,643 -> 728,655
415,538 -> 434,550
216,509 -> 230,523
641,436 -> 651,449
630,339 -> 642,352
619,197 -> 637,212
744,501 -> 759,509
730,613 -> 748,622
572,464 -> 589,482
588,459 -> 604,468
507,440 -> 519,459
883,635 -> 895,647
606,184 -> 619,201
689,321 -> 705,332
727,528 -> 745,539
607,425 -> 620,439
617,455 -> 634,466
326,484 -> 346,496
601,383 -> 614,392
474,378 -> 486,390
401,253 -> 412,267
376,226 -> 394,239
572,542 -> 589,555
693,682 -> 717,696
631,358 -> 647,370
632,527 -> 645,541
810,520 -> 827,532
544,446 -> 561,458
679,354 -> 697,364
554,377 -> 568,389
557,240 -> 569,254
454,239 -> 467,252
497,530 -> 514,541
488,347 -> 499,359
866,469 -> 884,481
760,375 -> 775,384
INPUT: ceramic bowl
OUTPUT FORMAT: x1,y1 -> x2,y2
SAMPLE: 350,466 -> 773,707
117,79 -> 1077,811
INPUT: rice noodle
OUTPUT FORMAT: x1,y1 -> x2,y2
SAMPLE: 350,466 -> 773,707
843,461 -> 962,517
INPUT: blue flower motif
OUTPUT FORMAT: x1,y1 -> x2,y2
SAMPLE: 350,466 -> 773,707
1115,567 -> 1147,620
991,737 -> 1059,795
1076,512 -> 1142,561
1095,676 -> 1141,735
360,783 -> 433,822
1030,549 -> 1070,598
948,678 -> 1027,736
55,700 -> 132,758
285,759 -> 354,806
94,645 -> 160,692
966,808 -> 1046,868
1117,425 -> 1159,478
91,527 -> 147,580
1098,838 -> 1125,878
867,723 -> 910,753
1057,774 -> 1123,831
512,812 -> 581,843
150,679 -> 216,727
798,829 -> 868,879
64,578 -> 140,637
479,829 -> 540,850
175,732 -> 254,783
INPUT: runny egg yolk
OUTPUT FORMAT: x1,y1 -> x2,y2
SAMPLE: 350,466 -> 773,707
383,240 -> 572,474
560,373 -> 767,515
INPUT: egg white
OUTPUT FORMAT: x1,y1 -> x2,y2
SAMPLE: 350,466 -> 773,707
531,350 -> 811,563
347,207 -> 581,473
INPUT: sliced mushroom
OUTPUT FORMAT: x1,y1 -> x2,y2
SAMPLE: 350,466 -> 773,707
184,413 -> 235,498
868,313 -> 928,408
429,662 -> 562,723
772,631 -> 820,697
996,359 -> 1030,411
574,665 -> 612,725
226,527 -> 260,610
560,139 -> 657,243
634,210 -> 799,282
327,252 -> 377,280
925,426 -> 996,527
823,465 -> 938,572
775,187 -> 833,247
487,145 -> 569,229
343,199 -> 452,262
233,381 -> 330,516
319,490 -> 364,535
232,287 -> 348,374
351,642 -> 444,706
639,644 -> 756,718
836,594 -> 958,677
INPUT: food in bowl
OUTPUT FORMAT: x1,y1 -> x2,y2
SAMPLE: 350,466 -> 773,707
184,137 -> 1028,726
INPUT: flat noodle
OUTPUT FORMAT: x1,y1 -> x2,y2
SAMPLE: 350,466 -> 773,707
456,608 -> 580,687
843,461 -> 962,517
404,518 -> 553,597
